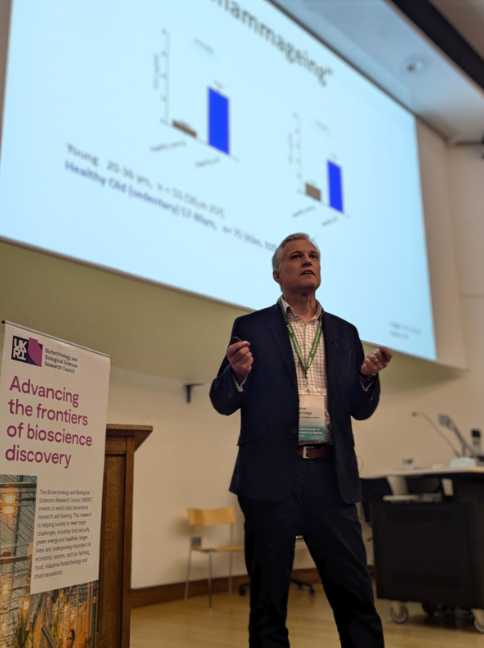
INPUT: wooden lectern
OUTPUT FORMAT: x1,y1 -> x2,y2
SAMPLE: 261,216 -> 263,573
96,424 -> 152,648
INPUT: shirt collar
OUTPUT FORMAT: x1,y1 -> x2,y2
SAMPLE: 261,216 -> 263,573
280,296 -> 323,321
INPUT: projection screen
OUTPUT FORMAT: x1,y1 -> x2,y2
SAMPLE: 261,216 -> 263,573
0,0 -> 436,360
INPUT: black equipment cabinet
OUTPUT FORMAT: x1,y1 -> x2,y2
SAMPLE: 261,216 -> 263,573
373,501 -> 484,609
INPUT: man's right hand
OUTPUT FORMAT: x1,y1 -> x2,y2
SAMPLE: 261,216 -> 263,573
226,340 -> 253,384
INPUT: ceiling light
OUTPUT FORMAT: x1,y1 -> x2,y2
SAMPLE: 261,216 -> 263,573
402,56 -> 427,75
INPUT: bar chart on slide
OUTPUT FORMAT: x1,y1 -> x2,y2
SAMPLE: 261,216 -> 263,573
291,112 -> 346,215
170,88 -> 230,154
153,29 -> 232,157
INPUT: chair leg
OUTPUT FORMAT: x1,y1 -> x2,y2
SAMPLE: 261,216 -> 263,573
229,524 -> 234,596
184,546 -> 193,601
208,552 -> 213,608
229,551 -> 233,595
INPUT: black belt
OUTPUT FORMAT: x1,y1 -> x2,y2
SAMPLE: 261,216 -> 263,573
297,445 -> 334,459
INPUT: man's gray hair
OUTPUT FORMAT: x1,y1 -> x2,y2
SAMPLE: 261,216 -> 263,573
272,233 -> 319,273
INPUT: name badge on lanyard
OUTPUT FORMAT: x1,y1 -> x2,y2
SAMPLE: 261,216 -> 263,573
299,393 -> 326,443
278,298 -> 326,444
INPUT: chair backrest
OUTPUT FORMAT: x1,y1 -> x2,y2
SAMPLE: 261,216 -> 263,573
405,476 -> 443,495
187,507 -> 236,526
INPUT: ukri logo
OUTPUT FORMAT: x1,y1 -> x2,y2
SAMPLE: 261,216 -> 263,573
11,336 -> 43,367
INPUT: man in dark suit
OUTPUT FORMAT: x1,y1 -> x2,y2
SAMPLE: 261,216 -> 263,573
210,233 -> 392,648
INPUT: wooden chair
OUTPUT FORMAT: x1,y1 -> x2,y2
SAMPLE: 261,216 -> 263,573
184,507 -> 244,607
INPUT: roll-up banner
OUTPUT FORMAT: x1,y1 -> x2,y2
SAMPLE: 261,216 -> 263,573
0,322 -> 110,647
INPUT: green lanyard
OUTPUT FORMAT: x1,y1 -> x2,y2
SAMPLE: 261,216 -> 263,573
278,298 -> 322,378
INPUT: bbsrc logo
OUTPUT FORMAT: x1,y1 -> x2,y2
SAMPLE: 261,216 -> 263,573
11,336 -> 43,367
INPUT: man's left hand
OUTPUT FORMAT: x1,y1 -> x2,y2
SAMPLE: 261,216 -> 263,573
360,346 -> 393,377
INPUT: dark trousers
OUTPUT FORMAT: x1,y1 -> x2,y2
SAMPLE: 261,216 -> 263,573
238,455 -> 384,648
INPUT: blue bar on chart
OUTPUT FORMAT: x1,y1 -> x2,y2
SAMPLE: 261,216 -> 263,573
328,161 -> 344,212
208,88 -> 230,154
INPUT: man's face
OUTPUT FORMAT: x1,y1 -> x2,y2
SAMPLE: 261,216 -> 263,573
273,239 -> 321,294
66,634 -> 74,648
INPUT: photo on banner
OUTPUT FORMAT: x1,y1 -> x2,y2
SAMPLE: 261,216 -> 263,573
0,323 -> 110,648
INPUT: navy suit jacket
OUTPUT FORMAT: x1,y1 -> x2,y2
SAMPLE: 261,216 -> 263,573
210,303 -> 380,503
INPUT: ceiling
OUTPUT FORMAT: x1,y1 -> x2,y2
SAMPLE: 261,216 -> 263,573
273,0 -> 484,141
429,0 -> 484,61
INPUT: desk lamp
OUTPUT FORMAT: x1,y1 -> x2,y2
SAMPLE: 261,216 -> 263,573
438,414 -> 479,466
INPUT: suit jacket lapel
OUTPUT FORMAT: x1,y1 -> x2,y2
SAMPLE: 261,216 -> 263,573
322,311 -> 339,385
268,303 -> 298,390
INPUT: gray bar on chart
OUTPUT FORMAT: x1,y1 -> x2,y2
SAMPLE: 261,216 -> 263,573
305,183 -> 321,202
173,120 -> 197,138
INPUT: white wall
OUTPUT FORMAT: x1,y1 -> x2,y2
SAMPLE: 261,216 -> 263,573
107,369 -> 247,588
353,142 -> 484,476
417,122 -> 467,369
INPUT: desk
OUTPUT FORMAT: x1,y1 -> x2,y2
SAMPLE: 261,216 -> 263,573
402,466 -> 484,502
364,466 -> 484,632
371,465 -> 484,502
390,466 -> 484,476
